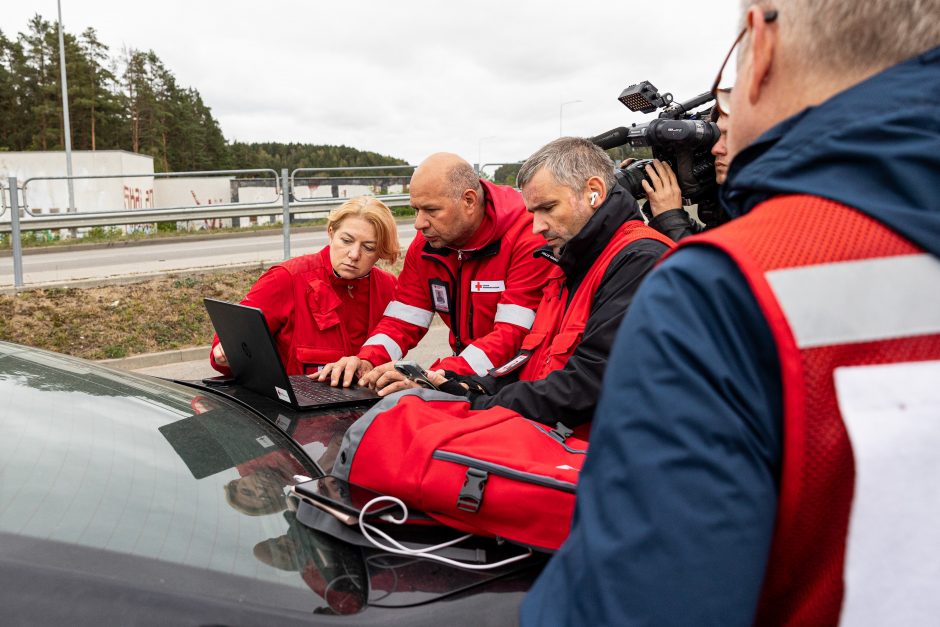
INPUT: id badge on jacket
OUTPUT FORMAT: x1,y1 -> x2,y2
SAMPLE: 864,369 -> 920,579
428,279 -> 451,314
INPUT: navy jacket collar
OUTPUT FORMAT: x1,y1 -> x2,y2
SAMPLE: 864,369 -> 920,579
721,45 -> 940,256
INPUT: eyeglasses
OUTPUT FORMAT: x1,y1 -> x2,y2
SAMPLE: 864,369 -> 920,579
711,9 -> 778,115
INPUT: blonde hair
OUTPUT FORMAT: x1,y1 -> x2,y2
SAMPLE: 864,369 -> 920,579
327,196 -> 400,264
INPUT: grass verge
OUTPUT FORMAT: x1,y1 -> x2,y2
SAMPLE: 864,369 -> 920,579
0,268 -> 261,360
0,257 -> 402,360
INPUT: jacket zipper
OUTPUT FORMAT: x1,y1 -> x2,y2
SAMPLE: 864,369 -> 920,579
457,250 -> 475,340
432,450 -> 578,493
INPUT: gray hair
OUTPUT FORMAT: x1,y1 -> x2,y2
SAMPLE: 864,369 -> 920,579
740,0 -> 940,76
446,160 -> 483,201
517,137 -> 617,193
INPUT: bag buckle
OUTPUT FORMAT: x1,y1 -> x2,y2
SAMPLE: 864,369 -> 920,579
456,468 -> 488,513
548,422 -> 574,443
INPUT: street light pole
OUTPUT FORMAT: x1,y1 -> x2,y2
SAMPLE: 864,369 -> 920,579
57,0 -> 75,213
559,99 -> 582,137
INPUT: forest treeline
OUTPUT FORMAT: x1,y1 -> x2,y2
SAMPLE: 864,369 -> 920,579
0,15 -> 408,174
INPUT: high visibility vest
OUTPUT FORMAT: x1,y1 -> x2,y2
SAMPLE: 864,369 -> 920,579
689,195 -> 940,625
517,220 -> 675,381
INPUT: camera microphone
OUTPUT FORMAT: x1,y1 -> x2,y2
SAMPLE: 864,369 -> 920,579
590,126 -> 631,150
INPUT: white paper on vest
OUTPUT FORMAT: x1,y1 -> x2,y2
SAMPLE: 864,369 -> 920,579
835,360 -> 940,625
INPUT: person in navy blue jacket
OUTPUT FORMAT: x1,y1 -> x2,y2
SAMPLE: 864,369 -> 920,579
522,0 -> 940,624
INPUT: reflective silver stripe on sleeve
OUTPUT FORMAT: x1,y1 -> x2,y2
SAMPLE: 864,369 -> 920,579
458,344 -> 496,376
494,303 -> 537,329
362,334 -> 403,362
765,253 -> 940,349
383,301 -> 434,328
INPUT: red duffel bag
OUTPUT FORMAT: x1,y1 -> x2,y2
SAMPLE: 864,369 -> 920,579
331,389 -> 588,552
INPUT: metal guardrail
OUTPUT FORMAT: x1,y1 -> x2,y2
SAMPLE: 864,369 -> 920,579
18,168 -> 282,215
290,165 -> 416,201
2,165 -> 417,288
0,193 -> 412,233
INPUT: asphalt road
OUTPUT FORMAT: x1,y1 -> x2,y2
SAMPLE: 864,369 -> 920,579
1,224 -> 418,288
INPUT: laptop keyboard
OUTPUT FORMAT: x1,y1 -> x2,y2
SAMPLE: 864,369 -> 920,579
289,376 -> 371,403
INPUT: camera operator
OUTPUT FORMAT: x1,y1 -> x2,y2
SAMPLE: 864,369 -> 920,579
632,103 -> 730,242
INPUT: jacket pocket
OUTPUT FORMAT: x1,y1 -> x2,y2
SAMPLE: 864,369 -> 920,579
520,332 -> 546,352
306,282 -> 343,330
312,310 -> 342,331
545,330 -> 582,371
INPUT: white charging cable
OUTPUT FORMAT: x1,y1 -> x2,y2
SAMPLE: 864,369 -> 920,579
357,496 -> 533,570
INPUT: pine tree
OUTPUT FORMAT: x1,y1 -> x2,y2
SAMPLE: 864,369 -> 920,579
72,27 -> 119,151
4,15 -> 413,174
0,31 -> 19,150
20,15 -> 59,150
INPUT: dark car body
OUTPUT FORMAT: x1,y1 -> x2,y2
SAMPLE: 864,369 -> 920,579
0,341 -> 542,626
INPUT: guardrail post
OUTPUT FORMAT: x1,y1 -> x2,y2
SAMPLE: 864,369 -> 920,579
9,177 -> 24,288
281,168 -> 291,260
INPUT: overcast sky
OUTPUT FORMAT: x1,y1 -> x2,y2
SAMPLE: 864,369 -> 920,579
7,1 -> 742,168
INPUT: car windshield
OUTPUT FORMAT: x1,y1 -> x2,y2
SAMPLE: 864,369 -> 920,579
0,343 -> 361,614
0,343 -> 535,620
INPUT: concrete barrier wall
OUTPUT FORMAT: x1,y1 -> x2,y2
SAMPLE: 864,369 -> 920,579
154,176 -> 232,208
0,150 -> 154,218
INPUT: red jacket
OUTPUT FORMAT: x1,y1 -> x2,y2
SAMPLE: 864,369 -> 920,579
358,180 -> 552,375
211,246 -> 397,376
693,196 -> 940,625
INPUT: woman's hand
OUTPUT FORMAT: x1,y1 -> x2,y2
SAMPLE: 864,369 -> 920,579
212,343 -> 228,367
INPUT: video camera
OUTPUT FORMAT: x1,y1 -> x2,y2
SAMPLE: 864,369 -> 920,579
591,81 -> 725,228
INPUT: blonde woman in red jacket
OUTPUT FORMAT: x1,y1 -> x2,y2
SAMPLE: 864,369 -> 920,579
210,196 -> 400,376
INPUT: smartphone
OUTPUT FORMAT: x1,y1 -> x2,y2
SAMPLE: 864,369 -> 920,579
292,475 -> 397,519
201,375 -> 236,385
394,360 -> 440,390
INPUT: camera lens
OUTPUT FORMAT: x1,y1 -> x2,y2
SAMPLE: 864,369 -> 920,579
615,159 -> 654,199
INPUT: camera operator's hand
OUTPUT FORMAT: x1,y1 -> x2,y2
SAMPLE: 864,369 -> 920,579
641,159 -> 683,218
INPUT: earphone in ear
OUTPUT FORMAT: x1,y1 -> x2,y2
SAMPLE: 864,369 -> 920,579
590,192 -> 599,206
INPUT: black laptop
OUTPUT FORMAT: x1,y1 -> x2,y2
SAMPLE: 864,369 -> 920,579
204,298 -> 380,410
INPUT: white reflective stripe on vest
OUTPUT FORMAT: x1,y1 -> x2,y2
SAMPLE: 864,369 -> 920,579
383,301 -> 434,328
362,333 -> 403,362
494,303 -> 537,329
458,344 -> 495,375
766,253 -> 940,349
835,360 -> 940,626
